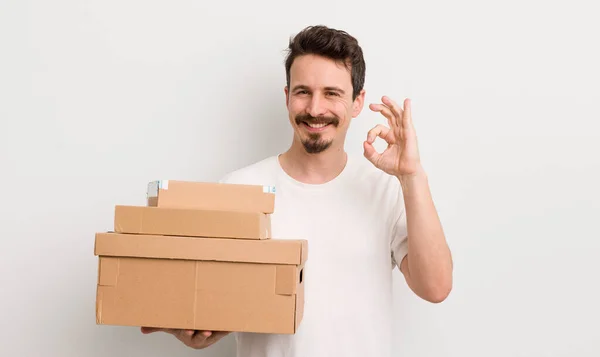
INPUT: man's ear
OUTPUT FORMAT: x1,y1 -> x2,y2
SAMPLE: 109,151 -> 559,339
352,89 -> 366,118
284,86 -> 289,106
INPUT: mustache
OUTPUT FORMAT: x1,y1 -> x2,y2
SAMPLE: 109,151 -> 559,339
295,114 -> 340,126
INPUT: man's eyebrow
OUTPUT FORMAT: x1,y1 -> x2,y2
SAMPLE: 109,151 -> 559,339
291,85 -> 345,94
292,85 -> 310,92
324,86 -> 345,94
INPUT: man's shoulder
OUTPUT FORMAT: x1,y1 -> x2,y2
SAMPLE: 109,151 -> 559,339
219,155 -> 279,186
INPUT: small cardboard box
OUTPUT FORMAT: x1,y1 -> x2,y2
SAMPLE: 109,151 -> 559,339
147,180 -> 276,213
94,232 -> 307,334
114,205 -> 271,239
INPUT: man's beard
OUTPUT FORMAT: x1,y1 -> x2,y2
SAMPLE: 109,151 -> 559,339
295,114 -> 339,154
303,133 -> 331,154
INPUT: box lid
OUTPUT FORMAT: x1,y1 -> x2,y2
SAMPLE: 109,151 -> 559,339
94,232 -> 307,266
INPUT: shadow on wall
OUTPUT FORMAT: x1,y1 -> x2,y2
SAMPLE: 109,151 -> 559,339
223,83 -> 292,173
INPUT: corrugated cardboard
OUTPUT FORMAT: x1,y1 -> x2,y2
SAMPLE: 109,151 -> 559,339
114,205 -> 271,239
146,180 -> 276,213
94,232 -> 306,334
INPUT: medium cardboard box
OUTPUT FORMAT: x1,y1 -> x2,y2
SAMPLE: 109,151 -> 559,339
94,232 -> 307,334
147,180 -> 276,213
114,205 -> 271,239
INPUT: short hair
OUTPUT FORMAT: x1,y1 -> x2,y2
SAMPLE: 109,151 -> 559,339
284,25 -> 366,100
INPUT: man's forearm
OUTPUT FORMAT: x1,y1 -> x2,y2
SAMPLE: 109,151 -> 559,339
398,166 -> 453,303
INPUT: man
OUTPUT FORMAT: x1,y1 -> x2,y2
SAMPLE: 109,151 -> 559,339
141,25 -> 453,356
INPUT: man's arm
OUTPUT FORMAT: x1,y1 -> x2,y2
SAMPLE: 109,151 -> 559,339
397,166 -> 453,303
365,96 -> 453,302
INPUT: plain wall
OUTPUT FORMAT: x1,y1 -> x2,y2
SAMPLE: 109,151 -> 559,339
1,0 -> 599,356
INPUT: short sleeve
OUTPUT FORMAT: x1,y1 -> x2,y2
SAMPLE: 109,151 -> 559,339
390,201 -> 408,270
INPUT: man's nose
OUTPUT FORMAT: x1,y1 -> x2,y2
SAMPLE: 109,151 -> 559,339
307,95 -> 326,118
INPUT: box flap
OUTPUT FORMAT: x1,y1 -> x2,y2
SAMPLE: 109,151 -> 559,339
94,232 -> 308,265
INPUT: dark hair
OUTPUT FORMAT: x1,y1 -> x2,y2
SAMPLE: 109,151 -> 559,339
284,25 -> 366,100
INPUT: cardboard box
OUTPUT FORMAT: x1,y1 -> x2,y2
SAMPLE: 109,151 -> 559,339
114,205 -> 271,239
147,180 -> 276,213
94,232 -> 307,334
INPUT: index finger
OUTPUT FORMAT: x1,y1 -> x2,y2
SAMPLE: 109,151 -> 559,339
369,103 -> 398,131
381,96 -> 404,126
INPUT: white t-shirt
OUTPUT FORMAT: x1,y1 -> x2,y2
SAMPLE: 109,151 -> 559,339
219,153 -> 408,357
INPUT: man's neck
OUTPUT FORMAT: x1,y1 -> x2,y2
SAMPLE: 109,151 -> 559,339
279,143 -> 348,184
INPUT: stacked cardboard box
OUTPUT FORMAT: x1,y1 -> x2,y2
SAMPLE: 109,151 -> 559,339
94,180 -> 307,334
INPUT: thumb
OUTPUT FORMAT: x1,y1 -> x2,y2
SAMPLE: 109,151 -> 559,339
363,141 -> 381,166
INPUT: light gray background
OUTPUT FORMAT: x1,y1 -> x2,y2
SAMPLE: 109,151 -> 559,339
1,0 -> 599,356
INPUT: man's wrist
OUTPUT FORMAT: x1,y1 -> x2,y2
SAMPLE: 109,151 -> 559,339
397,165 -> 428,193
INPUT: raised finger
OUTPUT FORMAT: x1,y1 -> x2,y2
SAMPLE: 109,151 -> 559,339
402,98 -> 413,130
381,97 -> 404,133
369,104 -> 397,130
381,96 -> 404,124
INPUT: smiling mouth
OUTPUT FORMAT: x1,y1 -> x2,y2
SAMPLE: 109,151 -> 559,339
296,114 -> 338,131
303,122 -> 330,129
301,122 -> 332,132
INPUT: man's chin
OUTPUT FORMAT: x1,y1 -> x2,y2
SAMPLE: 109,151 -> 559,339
302,139 -> 332,154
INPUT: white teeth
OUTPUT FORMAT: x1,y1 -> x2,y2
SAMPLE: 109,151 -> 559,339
307,123 -> 327,128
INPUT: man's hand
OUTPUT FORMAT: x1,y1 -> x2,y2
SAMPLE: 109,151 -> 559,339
141,327 -> 230,349
364,96 -> 421,181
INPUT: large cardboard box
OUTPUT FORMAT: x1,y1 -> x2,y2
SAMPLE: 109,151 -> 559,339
114,205 -> 271,239
94,232 -> 307,334
147,180 -> 276,213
